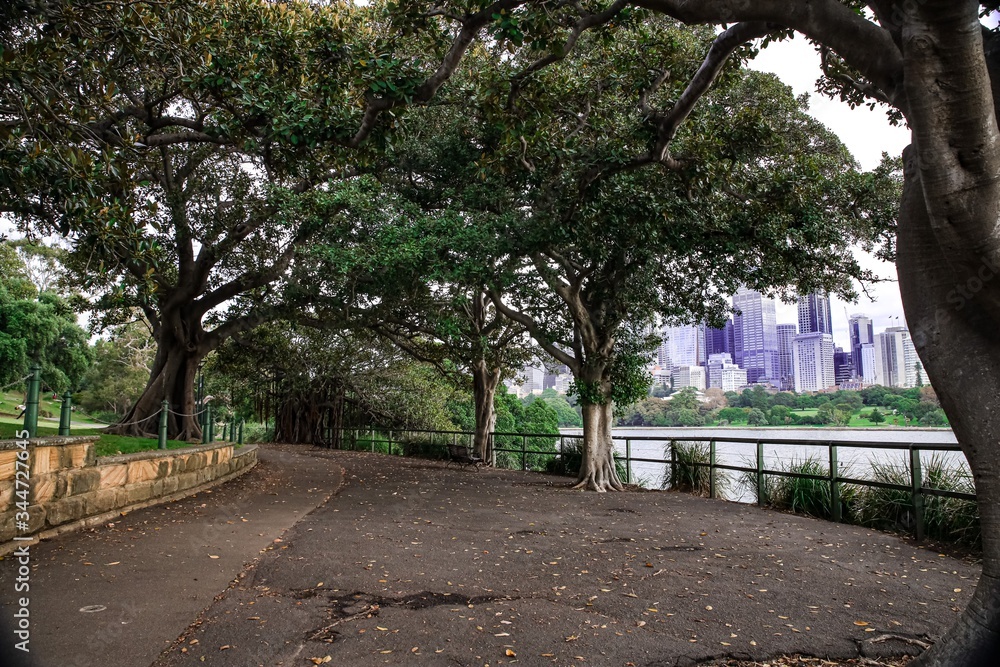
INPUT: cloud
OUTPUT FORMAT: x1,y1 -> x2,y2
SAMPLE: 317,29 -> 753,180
750,36 -> 908,347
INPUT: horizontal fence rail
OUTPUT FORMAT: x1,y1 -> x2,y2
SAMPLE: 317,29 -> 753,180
331,426 -> 974,544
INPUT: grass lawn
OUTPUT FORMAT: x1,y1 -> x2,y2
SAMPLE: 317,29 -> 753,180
790,408 -> 818,416
0,421 -> 102,439
92,434 -> 192,457
0,418 -> 220,457
847,413 -> 883,427
1,390 -> 109,426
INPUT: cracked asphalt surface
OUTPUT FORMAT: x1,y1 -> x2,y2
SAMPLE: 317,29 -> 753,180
157,446 -> 977,667
0,444 -> 981,666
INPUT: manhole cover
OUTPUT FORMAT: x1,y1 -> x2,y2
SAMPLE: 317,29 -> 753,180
79,605 -> 107,613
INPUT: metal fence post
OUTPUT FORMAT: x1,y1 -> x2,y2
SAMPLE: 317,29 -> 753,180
911,446 -> 925,541
709,439 -> 717,500
830,442 -> 841,523
238,420 -> 244,445
670,440 -> 677,490
158,401 -> 169,449
756,440 -> 765,506
58,390 -> 72,436
23,363 -> 41,438
203,405 -> 212,443
625,438 -> 632,485
208,408 -> 215,442
522,434 -> 528,471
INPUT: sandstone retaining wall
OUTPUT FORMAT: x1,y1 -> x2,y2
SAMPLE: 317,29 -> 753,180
0,436 -> 257,551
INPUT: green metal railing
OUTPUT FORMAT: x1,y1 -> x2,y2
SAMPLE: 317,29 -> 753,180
332,426 -> 971,543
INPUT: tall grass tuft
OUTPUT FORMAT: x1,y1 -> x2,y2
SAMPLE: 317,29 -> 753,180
662,440 -> 729,498
854,455 -> 979,547
739,456 -> 855,521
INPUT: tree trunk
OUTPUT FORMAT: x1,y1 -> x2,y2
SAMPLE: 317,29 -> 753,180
327,384 -> 345,449
109,338 -> 203,440
273,390 -> 324,444
471,360 -> 500,462
897,146 -> 1000,666
573,401 -> 623,492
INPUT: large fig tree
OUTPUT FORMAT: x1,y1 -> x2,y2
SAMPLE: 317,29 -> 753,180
372,24 -> 899,490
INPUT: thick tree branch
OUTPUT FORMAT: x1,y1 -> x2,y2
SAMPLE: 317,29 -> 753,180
193,240 -> 299,316
631,0 -> 905,113
507,0 -> 629,109
487,286 -> 579,372
819,45 -> 893,106
344,0 -> 522,148
577,21 -> 772,196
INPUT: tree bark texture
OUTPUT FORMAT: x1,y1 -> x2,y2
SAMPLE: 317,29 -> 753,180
574,401 -> 623,492
898,144 -> 1000,666
108,307 -> 205,440
273,392 -> 322,444
471,360 -> 500,462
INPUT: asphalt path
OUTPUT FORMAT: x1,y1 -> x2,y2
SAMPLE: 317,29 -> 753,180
0,446 -> 344,667
139,447 -> 978,667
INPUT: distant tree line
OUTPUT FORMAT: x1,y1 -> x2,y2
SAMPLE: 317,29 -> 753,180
617,385 -> 948,428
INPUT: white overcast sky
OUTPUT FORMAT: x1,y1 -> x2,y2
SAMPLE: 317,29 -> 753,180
749,36 -> 911,348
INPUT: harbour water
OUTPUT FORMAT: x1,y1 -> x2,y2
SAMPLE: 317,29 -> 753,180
559,426 -> 964,498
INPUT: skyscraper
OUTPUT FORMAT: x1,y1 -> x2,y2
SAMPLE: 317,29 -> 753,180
672,365 -> 706,391
705,320 -> 732,358
776,324 -> 797,390
860,343 -> 877,384
849,314 -> 875,379
792,332 -> 836,392
660,324 -> 705,370
732,287 -> 779,384
833,347 -> 854,386
798,292 -> 834,335
873,327 -> 919,388
707,353 -> 748,392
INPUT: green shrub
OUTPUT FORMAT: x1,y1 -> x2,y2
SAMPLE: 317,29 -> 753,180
662,440 -> 729,498
494,433 -> 559,471
400,433 -> 450,460
90,410 -> 118,425
241,422 -> 273,443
